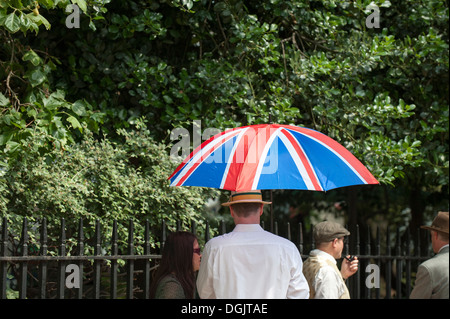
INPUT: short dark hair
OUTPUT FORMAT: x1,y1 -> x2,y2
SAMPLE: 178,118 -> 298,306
231,202 -> 262,218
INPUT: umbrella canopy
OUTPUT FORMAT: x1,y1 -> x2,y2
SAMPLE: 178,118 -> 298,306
168,124 -> 378,192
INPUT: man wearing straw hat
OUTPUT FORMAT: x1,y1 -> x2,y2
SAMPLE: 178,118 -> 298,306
196,190 -> 310,299
410,211 -> 449,299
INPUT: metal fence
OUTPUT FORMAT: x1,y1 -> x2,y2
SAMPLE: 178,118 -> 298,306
0,216 -> 431,299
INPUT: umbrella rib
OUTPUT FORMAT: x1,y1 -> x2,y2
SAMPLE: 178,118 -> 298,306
219,127 -> 250,189
279,129 -> 324,191
283,125 -> 378,186
298,132 -> 368,185
250,127 -> 283,190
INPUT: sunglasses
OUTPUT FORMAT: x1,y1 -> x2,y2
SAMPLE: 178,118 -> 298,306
193,248 -> 201,255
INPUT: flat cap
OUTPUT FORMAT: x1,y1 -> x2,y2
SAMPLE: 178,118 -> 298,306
313,221 -> 350,244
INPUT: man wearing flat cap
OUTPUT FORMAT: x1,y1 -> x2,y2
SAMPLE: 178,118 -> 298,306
302,221 -> 359,299
410,211 -> 449,299
197,190 -> 310,299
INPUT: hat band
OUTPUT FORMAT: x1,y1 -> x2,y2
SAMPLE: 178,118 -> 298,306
230,192 -> 263,202
221,191 -> 271,206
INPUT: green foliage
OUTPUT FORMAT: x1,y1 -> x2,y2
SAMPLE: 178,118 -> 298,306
0,0 -> 108,34
0,1 -> 107,159
0,0 -> 448,240
2,119 -> 219,251
52,0 -> 447,191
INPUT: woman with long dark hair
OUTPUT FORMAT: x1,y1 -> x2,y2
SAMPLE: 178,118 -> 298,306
150,231 -> 201,299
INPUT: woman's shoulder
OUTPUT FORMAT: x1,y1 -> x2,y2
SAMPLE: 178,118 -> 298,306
155,274 -> 185,299
159,273 -> 180,283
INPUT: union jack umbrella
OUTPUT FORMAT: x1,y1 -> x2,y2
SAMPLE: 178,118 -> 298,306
168,124 -> 378,192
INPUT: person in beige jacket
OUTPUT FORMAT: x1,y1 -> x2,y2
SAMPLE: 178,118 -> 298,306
410,211 -> 449,299
302,221 -> 359,299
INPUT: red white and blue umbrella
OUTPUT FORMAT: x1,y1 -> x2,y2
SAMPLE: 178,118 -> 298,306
168,124 -> 378,192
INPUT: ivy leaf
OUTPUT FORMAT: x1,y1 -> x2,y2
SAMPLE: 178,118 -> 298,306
22,49 -> 43,66
72,100 -> 87,116
5,141 -> 20,155
5,12 -> 20,33
28,12 -> 51,30
182,0 -> 194,10
0,93 -> 10,107
73,0 -> 88,14
25,68 -> 46,87
67,116 -> 83,133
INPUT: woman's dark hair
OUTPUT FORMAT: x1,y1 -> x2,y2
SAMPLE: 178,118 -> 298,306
149,231 -> 198,298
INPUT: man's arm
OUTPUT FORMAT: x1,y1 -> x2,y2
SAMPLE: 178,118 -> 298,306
410,264 -> 432,299
287,250 -> 310,299
196,243 -> 216,299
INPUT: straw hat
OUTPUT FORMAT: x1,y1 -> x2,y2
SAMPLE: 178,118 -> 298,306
221,190 -> 272,207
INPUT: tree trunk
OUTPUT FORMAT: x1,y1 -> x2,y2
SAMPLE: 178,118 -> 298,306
409,187 -> 427,255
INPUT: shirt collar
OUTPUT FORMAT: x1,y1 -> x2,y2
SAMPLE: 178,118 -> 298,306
310,249 -> 337,264
438,244 -> 449,253
233,224 -> 264,232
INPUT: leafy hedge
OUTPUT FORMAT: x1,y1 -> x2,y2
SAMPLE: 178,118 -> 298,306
2,118 -> 219,252
1,0 -> 448,240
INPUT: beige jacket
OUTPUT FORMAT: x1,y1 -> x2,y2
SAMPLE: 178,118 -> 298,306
410,245 -> 449,299
303,249 -> 350,299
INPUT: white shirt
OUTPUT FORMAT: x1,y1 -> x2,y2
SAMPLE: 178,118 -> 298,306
309,249 -> 347,299
196,224 -> 310,299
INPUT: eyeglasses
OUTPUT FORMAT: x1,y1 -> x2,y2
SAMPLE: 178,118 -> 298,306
193,248 -> 201,255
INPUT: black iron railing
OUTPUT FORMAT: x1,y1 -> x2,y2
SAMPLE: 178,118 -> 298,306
1,217 -> 431,299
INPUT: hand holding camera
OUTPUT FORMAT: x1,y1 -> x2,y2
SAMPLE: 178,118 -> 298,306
342,255 -> 359,280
